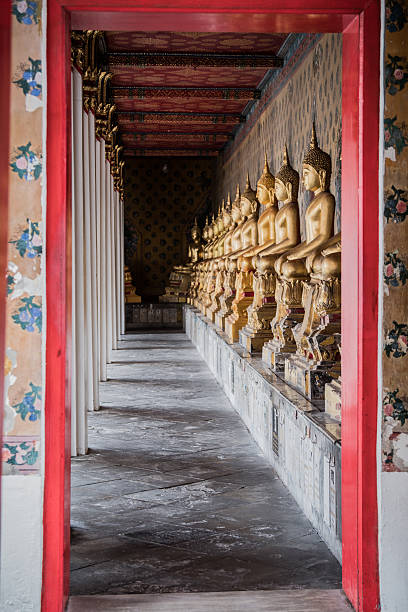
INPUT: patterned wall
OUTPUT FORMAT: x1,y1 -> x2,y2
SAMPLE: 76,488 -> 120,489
3,0 -> 44,475
382,0 -> 408,472
124,157 -> 215,299
215,34 -> 342,237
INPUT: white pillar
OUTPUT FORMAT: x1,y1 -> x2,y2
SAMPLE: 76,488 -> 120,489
88,111 -> 99,411
120,199 -> 125,335
111,179 -> 118,351
115,190 -> 121,341
99,142 -> 107,379
72,68 -> 87,455
82,109 -> 95,410
105,159 -> 112,363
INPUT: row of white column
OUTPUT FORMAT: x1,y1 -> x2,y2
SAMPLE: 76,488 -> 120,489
71,67 -> 125,456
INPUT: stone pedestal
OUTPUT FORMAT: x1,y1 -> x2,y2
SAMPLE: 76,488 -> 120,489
239,300 -> 276,353
284,355 -> 335,401
225,292 -> 254,343
325,378 -> 341,421
215,271 -> 236,331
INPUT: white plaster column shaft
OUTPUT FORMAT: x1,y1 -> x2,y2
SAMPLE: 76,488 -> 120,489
111,179 -> 118,350
99,143 -> 108,379
105,159 -> 113,363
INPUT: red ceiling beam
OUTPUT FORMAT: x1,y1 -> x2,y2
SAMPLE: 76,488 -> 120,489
117,110 -> 244,124
108,51 -> 283,68
124,148 -> 218,157
112,86 -> 260,100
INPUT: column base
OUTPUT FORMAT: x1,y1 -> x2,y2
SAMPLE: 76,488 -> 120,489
224,296 -> 253,343
284,355 -> 335,401
325,378 -> 341,421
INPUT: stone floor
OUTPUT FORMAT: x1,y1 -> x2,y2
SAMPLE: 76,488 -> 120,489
70,331 -> 342,597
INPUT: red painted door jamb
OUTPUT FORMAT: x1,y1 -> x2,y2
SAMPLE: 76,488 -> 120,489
43,2 -> 380,610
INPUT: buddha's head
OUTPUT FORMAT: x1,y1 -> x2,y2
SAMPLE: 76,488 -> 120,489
241,173 -> 258,218
256,154 -> 276,206
207,216 -> 214,241
231,183 -> 242,224
223,193 -> 232,228
217,202 -> 225,234
276,145 -> 300,203
210,214 -> 218,238
202,217 -> 209,242
191,218 -> 201,243
302,123 -> 332,193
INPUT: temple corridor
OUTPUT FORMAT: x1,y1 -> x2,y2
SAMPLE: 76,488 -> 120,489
70,330 -> 342,600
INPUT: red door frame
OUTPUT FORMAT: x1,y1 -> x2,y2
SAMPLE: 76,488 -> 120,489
43,1 -> 380,610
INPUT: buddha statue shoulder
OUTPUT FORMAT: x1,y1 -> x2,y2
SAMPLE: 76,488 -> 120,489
275,125 -> 335,280
221,193 -> 234,258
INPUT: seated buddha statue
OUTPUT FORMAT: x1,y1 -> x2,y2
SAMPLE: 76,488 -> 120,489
207,199 -> 232,323
215,188 -> 241,330
225,174 -> 260,343
281,125 -> 341,401
202,214 -> 220,314
238,154 -> 279,352
262,126 -> 335,372
124,265 -> 141,303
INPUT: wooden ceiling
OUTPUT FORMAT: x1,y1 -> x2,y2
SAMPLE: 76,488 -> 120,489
105,31 -> 288,157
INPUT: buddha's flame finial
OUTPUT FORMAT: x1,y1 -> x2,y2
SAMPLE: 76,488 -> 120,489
283,144 -> 289,165
310,122 -> 318,149
263,152 -> 270,174
235,183 -> 241,199
226,193 -> 231,206
245,172 -> 251,190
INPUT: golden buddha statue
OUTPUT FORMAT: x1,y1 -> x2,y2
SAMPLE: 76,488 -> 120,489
207,199 -> 232,323
239,154 -> 279,352
225,174 -> 260,343
187,218 -> 202,264
124,265 -> 141,303
215,187 -> 242,330
282,124 -> 341,401
263,125 -> 336,373
202,214 -> 219,314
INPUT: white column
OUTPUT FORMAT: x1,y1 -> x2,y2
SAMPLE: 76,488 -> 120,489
88,111 -> 99,411
120,199 -> 125,335
105,159 -> 113,363
111,179 -> 118,350
115,190 -> 121,341
72,68 -> 87,455
82,109 -> 95,410
99,142 -> 107,379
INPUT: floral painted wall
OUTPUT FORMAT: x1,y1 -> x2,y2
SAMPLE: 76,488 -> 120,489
3,0 -> 44,475
124,156 -> 215,300
382,0 -> 408,472
215,33 -> 342,238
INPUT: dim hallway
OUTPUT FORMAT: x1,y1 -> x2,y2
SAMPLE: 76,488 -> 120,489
69,330 -> 344,609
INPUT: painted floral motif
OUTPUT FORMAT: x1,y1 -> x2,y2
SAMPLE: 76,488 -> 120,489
12,0 -> 40,25
12,296 -> 42,332
3,441 -> 39,466
384,321 -> 408,358
13,383 -> 41,422
383,449 -> 400,472
384,388 -> 408,425
13,57 -> 42,111
9,219 -> 42,257
10,143 -> 42,182
7,272 -> 16,296
384,251 -> 408,287
384,186 -> 408,223
386,0 -> 408,32
384,116 -> 408,155
385,55 -> 408,95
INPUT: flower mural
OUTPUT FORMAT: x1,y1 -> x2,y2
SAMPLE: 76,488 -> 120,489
384,321 -> 408,358
10,143 -> 42,182
383,388 -> 408,425
13,383 -> 41,422
12,296 -> 42,333
386,0 -> 408,32
384,251 -> 408,288
385,54 -> 408,95
384,116 -> 408,155
12,0 -> 40,25
13,57 -> 42,111
9,219 -> 42,257
3,441 -> 39,467
384,185 -> 408,223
